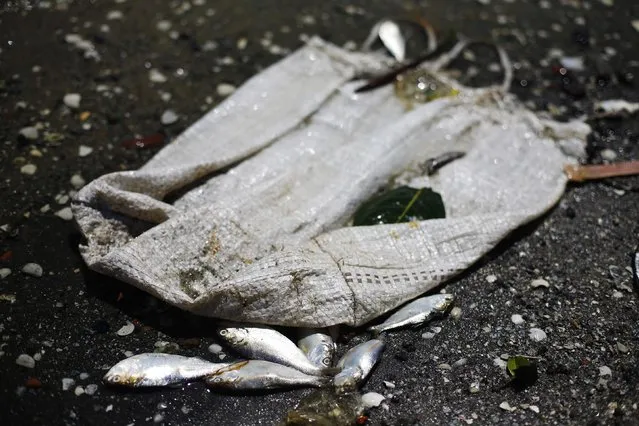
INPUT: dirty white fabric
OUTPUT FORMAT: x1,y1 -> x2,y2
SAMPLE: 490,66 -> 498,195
72,37 -> 590,327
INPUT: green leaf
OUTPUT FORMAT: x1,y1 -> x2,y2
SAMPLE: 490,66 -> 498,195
507,356 -> 532,377
353,186 -> 445,226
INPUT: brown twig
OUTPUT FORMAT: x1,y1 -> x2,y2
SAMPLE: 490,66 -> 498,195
564,161 -> 639,182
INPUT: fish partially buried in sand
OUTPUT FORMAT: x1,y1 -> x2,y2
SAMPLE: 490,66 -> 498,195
334,339 -> 385,391
368,293 -> 455,335
205,360 -> 329,390
218,325 -> 339,376
103,353 -> 231,387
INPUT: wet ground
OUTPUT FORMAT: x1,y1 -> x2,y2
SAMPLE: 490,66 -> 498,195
1,0 -> 639,425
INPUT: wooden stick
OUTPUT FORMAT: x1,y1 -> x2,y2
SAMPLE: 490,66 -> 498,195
564,161 -> 639,182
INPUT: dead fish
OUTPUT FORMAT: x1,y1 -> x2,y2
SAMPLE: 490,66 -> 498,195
205,360 -> 329,390
218,325 -> 338,376
334,339 -> 385,391
297,329 -> 336,368
368,294 -> 455,335
103,353 -> 230,387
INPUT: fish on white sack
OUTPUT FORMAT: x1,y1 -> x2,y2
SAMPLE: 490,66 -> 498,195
103,353 -> 231,387
205,360 -> 330,390
367,293 -> 455,335
217,325 -> 338,376
72,36 -> 590,328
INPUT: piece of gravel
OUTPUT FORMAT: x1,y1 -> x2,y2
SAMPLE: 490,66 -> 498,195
216,83 -> 236,96
361,392 -> 385,408
16,354 -> 36,368
20,164 -> 37,175
63,93 -> 81,109
19,126 -> 39,140
529,327 -> 547,342
55,207 -> 74,221
22,263 -> 43,277
161,109 -> 178,125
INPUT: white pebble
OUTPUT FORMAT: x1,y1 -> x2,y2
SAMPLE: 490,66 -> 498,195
116,321 -> 135,336
161,109 -> 178,125
16,354 -> 36,368
450,306 -> 462,320
499,401 -> 516,412
208,343 -> 223,354
530,278 -> 550,288
79,372 -> 89,380
70,174 -> 86,189
149,69 -> 167,83
105,404 -> 113,412
106,10 -> 123,20
485,274 -> 497,283
421,331 -> 435,339
153,413 -> 164,423
600,149 -> 617,161
529,328 -> 547,342
156,20 -> 172,31
55,207 -> 74,221
529,405 -> 540,413
0,268 -> 11,279
216,83 -> 236,96
62,378 -> 75,390
19,126 -> 39,140
78,145 -> 93,157
63,93 -> 81,109
74,385 -> 85,396
511,314 -> 525,324
361,392 -> 385,408
21,164 -> 37,175
84,383 -> 98,395
22,263 -> 43,277
383,381 -> 396,389
632,20 -> 639,33
599,365 -> 612,376
559,56 -> 585,71
218,353 -> 227,360
33,353 -> 42,361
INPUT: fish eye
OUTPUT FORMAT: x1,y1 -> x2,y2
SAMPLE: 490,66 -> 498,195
220,330 -> 228,335
322,358 -> 331,367
112,375 -> 121,383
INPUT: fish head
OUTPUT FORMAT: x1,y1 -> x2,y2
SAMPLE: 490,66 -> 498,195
103,361 -> 144,387
333,367 -> 363,393
433,294 -> 455,313
205,371 -> 241,389
217,327 -> 249,347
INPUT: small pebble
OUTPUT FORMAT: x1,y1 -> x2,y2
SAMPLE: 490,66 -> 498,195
485,274 -> 497,283
469,382 -> 480,393
19,126 -> 39,140
529,328 -> 547,342
106,10 -> 123,20
632,20 -> 639,33
16,354 -> 36,368
511,314 -> 525,325
453,358 -> 467,368
78,145 -> 93,157
63,93 -> 81,109
499,401 -> 516,412
22,263 -> 43,277
208,343 -> 223,354
530,278 -> 550,288
216,83 -> 236,96
79,372 -> 90,380
116,321 -> 135,336
153,413 -> 164,423
599,365 -> 612,376
600,149 -> 617,161
70,174 -> 86,189
361,392 -> 385,408
62,378 -> 75,391
529,405 -> 540,413
156,20 -> 172,31
450,307 -> 462,320
0,268 -> 11,279
161,109 -> 178,125
74,385 -> 85,396
33,353 -> 42,361
616,342 -> 629,353
421,331 -> 435,339
84,384 -> 98,395
149,69 -> 167,83
438,363 -> 452,370
55,207 -> 74,221
21,164 -> 37,175
383,381 -> 396,389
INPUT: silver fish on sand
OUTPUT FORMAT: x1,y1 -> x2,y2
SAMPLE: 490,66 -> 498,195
368,294 -> 455,335
205,360 -> 329,390
218,325 -> 338,376
103,353 -> 231,387
334,339 -> 385,391
297,328 -> 336,368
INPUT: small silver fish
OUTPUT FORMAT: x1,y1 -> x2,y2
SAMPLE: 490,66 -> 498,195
205,360 -> 329,390
368,294 -> 455,335
218,325 -> 338,376
297,329 -> 336,368
334,339 -> 385,391
103,353 -> 231,387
